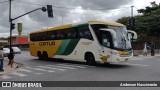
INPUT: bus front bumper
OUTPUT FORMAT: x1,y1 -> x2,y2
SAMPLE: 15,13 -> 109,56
108,54 -> 133,63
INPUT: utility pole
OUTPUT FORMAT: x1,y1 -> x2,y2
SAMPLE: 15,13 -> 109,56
9,0 -> 12,53
131,6 -> 134,31
131,6 -> 134,18
8,1 -> 53,53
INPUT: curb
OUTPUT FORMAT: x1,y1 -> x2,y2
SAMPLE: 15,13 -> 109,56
0,60 -> 23,76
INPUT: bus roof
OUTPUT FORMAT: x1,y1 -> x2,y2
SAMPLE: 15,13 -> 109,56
30,20 -> 124,34
88,20 -> 124,26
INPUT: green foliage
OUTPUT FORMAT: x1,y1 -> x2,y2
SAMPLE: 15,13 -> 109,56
116,16 -> 130,25
116,1 -> 160,44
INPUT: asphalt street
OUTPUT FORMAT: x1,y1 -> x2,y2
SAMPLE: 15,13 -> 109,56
0,51 -> 160,90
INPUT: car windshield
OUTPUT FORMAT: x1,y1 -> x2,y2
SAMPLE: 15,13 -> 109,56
12,47 -> 20,51
3,48 -> 10,51
91,24 -> 132,50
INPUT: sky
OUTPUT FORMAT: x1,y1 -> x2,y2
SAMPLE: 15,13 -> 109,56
0,0 -> 160,37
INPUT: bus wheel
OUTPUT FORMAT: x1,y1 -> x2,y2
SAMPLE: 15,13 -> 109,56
43,52 -> 48,60
37,51 -> 42,60
104,62 -> 110,65
85,53 -> 95,66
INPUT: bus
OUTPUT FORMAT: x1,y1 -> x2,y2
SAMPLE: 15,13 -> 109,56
29,20 -> 137,65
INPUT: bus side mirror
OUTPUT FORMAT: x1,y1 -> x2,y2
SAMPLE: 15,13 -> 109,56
127,30 -> 137,40
100,28 -> 117,39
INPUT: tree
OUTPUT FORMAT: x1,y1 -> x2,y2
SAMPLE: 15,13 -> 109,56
117,1 -> 160,40
117,1 -> 160,50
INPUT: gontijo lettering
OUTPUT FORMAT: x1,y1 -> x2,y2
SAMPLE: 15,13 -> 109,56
39,41 -> 55,46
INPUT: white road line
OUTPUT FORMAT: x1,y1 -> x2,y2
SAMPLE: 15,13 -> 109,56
132,57 -> 154,60
56,64 -> 87,68
34,73 -> 43,75
36,66 -> 66,71
58,63 -> 95,67
18,68 -> 33,73
47,65 -> 77,69
25,67 -> 55,73
1,75 -> 12,79
12,72 -> 27,77
124,63 -> 149,66
132,58 -> 144,60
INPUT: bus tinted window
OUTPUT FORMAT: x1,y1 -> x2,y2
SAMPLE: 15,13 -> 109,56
50,31 -> 56,40
66,28 -> 77,39
78,25 -> 93,40
30,25 -> 93,41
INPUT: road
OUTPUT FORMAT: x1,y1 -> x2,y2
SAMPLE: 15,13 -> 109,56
0,51 -> 160,90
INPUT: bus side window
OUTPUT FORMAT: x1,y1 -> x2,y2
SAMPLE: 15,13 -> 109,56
62,30 -> 67,39
51,31 -> 57,40
43,32 -> 47,40
46,32 -> 51,40
99,31 -> 112,48
57,30 -> 66,39
66,28 -> 77,39
78,25 -> 93,40
30,34 -> 34,41
56,31 -> 61,39
37,33 -> 40,41
66,29 -> 72,39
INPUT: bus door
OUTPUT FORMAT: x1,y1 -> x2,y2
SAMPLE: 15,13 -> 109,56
99,30 -> 113,63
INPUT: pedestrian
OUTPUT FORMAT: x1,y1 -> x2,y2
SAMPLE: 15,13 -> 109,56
143,42 -> 148,56
0,46 -> 4,71
151,41 -> 155,56
8,48 -> 15,68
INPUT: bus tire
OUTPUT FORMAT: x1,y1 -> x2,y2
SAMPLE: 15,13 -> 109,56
85,52 -> 96,66
37,51 -> 42,60
43,51 -> 48,60
104,62 -> 110,65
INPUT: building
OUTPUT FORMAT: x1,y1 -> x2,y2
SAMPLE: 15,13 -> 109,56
0,38 -> 8,46
9,35 -> 29,45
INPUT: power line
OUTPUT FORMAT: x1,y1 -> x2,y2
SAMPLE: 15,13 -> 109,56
5,0 -> 138,16
14,0 -> 45,6
14,0 -> 131,11
0,0 -> 8,4
13,0 -> 46,6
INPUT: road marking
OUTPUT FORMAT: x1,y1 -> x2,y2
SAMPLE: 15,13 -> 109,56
36,66 -> 66,71
12,72 -> 27,77
132,57 -> 155,61
56,64 -> 87,68
26,67 -> 55,73
34,73 -> 43,75
132,58 -> 144,60
124,63 -> 149,66
1,75 -> 12,79
18,68 -> 33,73
47,65 -> 77,69
58,63 -> 95,67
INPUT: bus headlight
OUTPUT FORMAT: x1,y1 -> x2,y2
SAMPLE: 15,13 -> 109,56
111,51 -> 119,55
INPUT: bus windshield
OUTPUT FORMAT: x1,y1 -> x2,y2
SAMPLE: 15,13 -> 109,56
91,24 -> 132,51
108,26 -> 131,50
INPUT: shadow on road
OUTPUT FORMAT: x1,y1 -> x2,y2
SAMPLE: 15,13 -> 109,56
31,58 -> 130,69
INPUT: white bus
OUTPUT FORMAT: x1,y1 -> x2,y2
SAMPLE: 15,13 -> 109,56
30,20 -> 137,65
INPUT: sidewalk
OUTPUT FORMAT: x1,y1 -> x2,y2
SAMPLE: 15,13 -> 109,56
134,54 -> 160,57
133,54 -> 160,60
0,60 -> 18,75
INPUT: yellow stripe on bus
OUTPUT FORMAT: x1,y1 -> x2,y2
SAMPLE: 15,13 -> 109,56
30,40 -> 62,58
